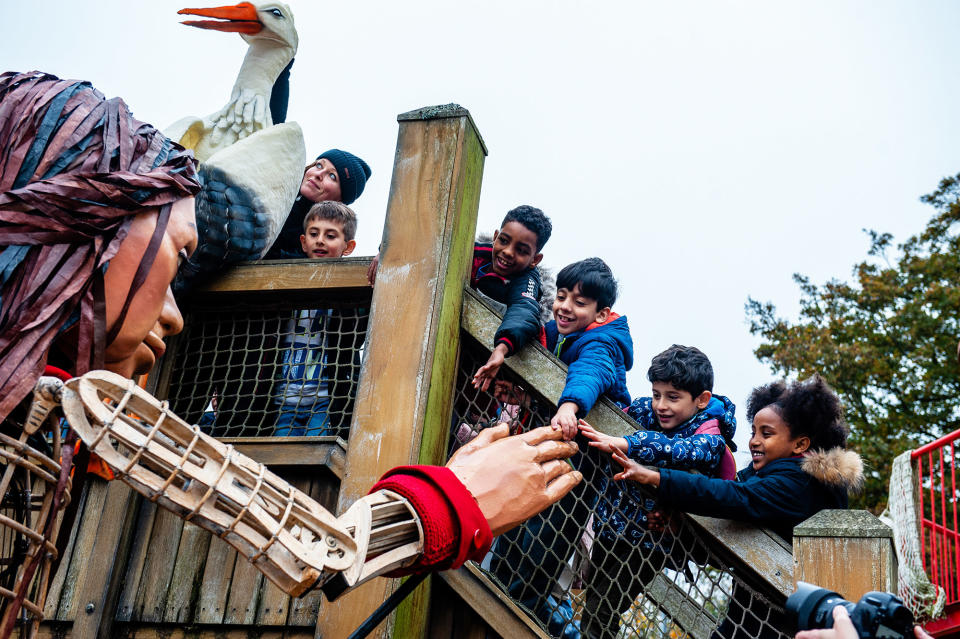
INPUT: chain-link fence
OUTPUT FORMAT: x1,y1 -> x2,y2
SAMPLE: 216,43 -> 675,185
451,335 -> 790,639
166,296 -> 369,440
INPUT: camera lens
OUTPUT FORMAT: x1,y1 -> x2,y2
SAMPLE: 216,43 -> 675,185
787,582 -> 849,631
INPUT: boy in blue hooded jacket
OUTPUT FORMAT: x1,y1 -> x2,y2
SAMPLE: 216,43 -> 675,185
546,257 -> 634,438
490,257 -> 633,637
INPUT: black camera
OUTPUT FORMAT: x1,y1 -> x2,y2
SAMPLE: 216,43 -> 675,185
787,582 -> 914,639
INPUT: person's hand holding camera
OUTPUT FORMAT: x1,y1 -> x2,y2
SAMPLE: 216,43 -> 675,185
794,605 -> 933,639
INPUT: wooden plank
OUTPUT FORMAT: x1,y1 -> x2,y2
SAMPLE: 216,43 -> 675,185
197,257 -> 373,295
461,289 -> 639,437
427,577 -> 455,639
194,535 -> 236,624
55,479 -> 108,621
440,564 -> 548,639
256,560 -> 292,626
37,626 -> 314,639
287,475 -> 330,627
43,481 -> 87,620
688,514 -> 794,596
67,479 -> 139,638
223,552 -> 264,625
132,507 -> 185,622
793,509 -> 896,600
226,438 -> 346,478
644,573 -> 717,639
318,105 -> 486,639
115,498 -> 158,622
162,521 -> 212,623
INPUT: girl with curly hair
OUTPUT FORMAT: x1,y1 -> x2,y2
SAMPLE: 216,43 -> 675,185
608,374 -> 864,639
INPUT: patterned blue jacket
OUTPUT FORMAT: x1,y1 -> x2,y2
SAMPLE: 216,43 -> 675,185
593,395 -> 737,546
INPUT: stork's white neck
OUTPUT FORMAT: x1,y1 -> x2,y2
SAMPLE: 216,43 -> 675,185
231,39 -> 295,106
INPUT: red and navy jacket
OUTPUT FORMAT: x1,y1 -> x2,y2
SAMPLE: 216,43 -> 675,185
471,242 -> 544,356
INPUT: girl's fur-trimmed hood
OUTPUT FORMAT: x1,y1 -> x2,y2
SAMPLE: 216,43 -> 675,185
802,448 -> 864,494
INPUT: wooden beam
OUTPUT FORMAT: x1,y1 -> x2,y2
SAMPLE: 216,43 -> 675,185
793,509 -> 896,600
440,564 -> 549,639
225,438 -> 347,478
317,104 -> 486,639
689,514 -> 794,596
195,257 -> 373,295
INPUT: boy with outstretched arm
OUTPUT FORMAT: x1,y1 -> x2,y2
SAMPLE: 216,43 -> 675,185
470,205 -> 552,392
546,257 -> 634,437
490,257 -> 633,637
578,345 -> 737,639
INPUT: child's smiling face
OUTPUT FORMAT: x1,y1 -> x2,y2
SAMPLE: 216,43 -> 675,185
651,381 -> 710,430
749,406 -> 810,470
552,284 -> 609,335
491,221 -> 542,277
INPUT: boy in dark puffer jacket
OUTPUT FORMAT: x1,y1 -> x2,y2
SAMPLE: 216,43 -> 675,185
609,375 -> 863,639
470,205 -> 552,392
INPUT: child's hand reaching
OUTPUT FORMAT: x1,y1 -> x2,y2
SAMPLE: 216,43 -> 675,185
551,402 -> 580,440
610,448 -> 661,487
472,344 -> 509,392
645,509 -> 670,532
577,420 -> 628,454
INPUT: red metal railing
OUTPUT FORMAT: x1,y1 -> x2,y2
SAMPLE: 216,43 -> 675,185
913,428 -> 960,612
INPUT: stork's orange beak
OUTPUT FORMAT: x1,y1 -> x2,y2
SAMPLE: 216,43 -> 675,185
178,2 -> 262,34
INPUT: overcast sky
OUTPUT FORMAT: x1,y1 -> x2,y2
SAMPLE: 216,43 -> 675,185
6,1 -> 960,458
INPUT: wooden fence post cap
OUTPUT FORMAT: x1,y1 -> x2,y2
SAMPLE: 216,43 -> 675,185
793,509 -> 892,539
396,104 -> 488,155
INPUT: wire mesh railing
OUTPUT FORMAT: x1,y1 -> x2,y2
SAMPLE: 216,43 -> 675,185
165,296 -> 369,441
450,334 -> 790,639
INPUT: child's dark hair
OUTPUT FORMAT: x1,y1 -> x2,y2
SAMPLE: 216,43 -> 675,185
555,257 -> 618,309
304,201 -> 357,241
647,345 -> 713,396
746,374 -> 848,450
502,205 -> 552,251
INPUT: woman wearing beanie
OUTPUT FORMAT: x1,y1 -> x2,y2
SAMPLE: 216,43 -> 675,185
265,148 -> 371,259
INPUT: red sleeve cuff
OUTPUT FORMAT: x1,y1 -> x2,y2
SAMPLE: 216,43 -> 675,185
370,465 -> 492,574
495,336 -> 515,355
43,365 -> 73,382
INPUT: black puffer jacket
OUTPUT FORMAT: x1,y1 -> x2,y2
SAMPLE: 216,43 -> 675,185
470,242 -> 544,355
658,448 -> 864,540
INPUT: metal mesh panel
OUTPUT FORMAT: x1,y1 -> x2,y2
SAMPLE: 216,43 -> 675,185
451,335 -> 791,639
166,296 -> 369,440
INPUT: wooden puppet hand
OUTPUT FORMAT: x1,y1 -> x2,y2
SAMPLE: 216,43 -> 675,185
578,419 -> 628,454
550,402 -> 580,440
446,424 -> 581,536
610,448 -> 661,487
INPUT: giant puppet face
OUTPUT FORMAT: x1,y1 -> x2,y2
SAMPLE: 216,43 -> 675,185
102,197 -> 198,378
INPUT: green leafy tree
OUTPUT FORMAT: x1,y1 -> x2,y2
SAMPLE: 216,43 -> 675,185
746,174 -> 960,512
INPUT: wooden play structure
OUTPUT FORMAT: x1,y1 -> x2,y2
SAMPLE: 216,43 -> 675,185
27,105 -> 898,639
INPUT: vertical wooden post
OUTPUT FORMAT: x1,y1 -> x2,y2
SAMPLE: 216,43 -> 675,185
793,510 -> 897,601
316,104 -> 486,639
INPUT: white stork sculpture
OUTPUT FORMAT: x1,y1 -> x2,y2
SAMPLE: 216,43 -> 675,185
167,1 -> 300,162
167,1 -> 307,287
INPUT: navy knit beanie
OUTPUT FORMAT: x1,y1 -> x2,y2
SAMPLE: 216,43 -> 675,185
317,149 -> 371,205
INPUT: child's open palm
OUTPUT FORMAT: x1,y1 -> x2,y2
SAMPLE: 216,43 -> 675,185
577,420 -> 627,454
610,448 -> 661,487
